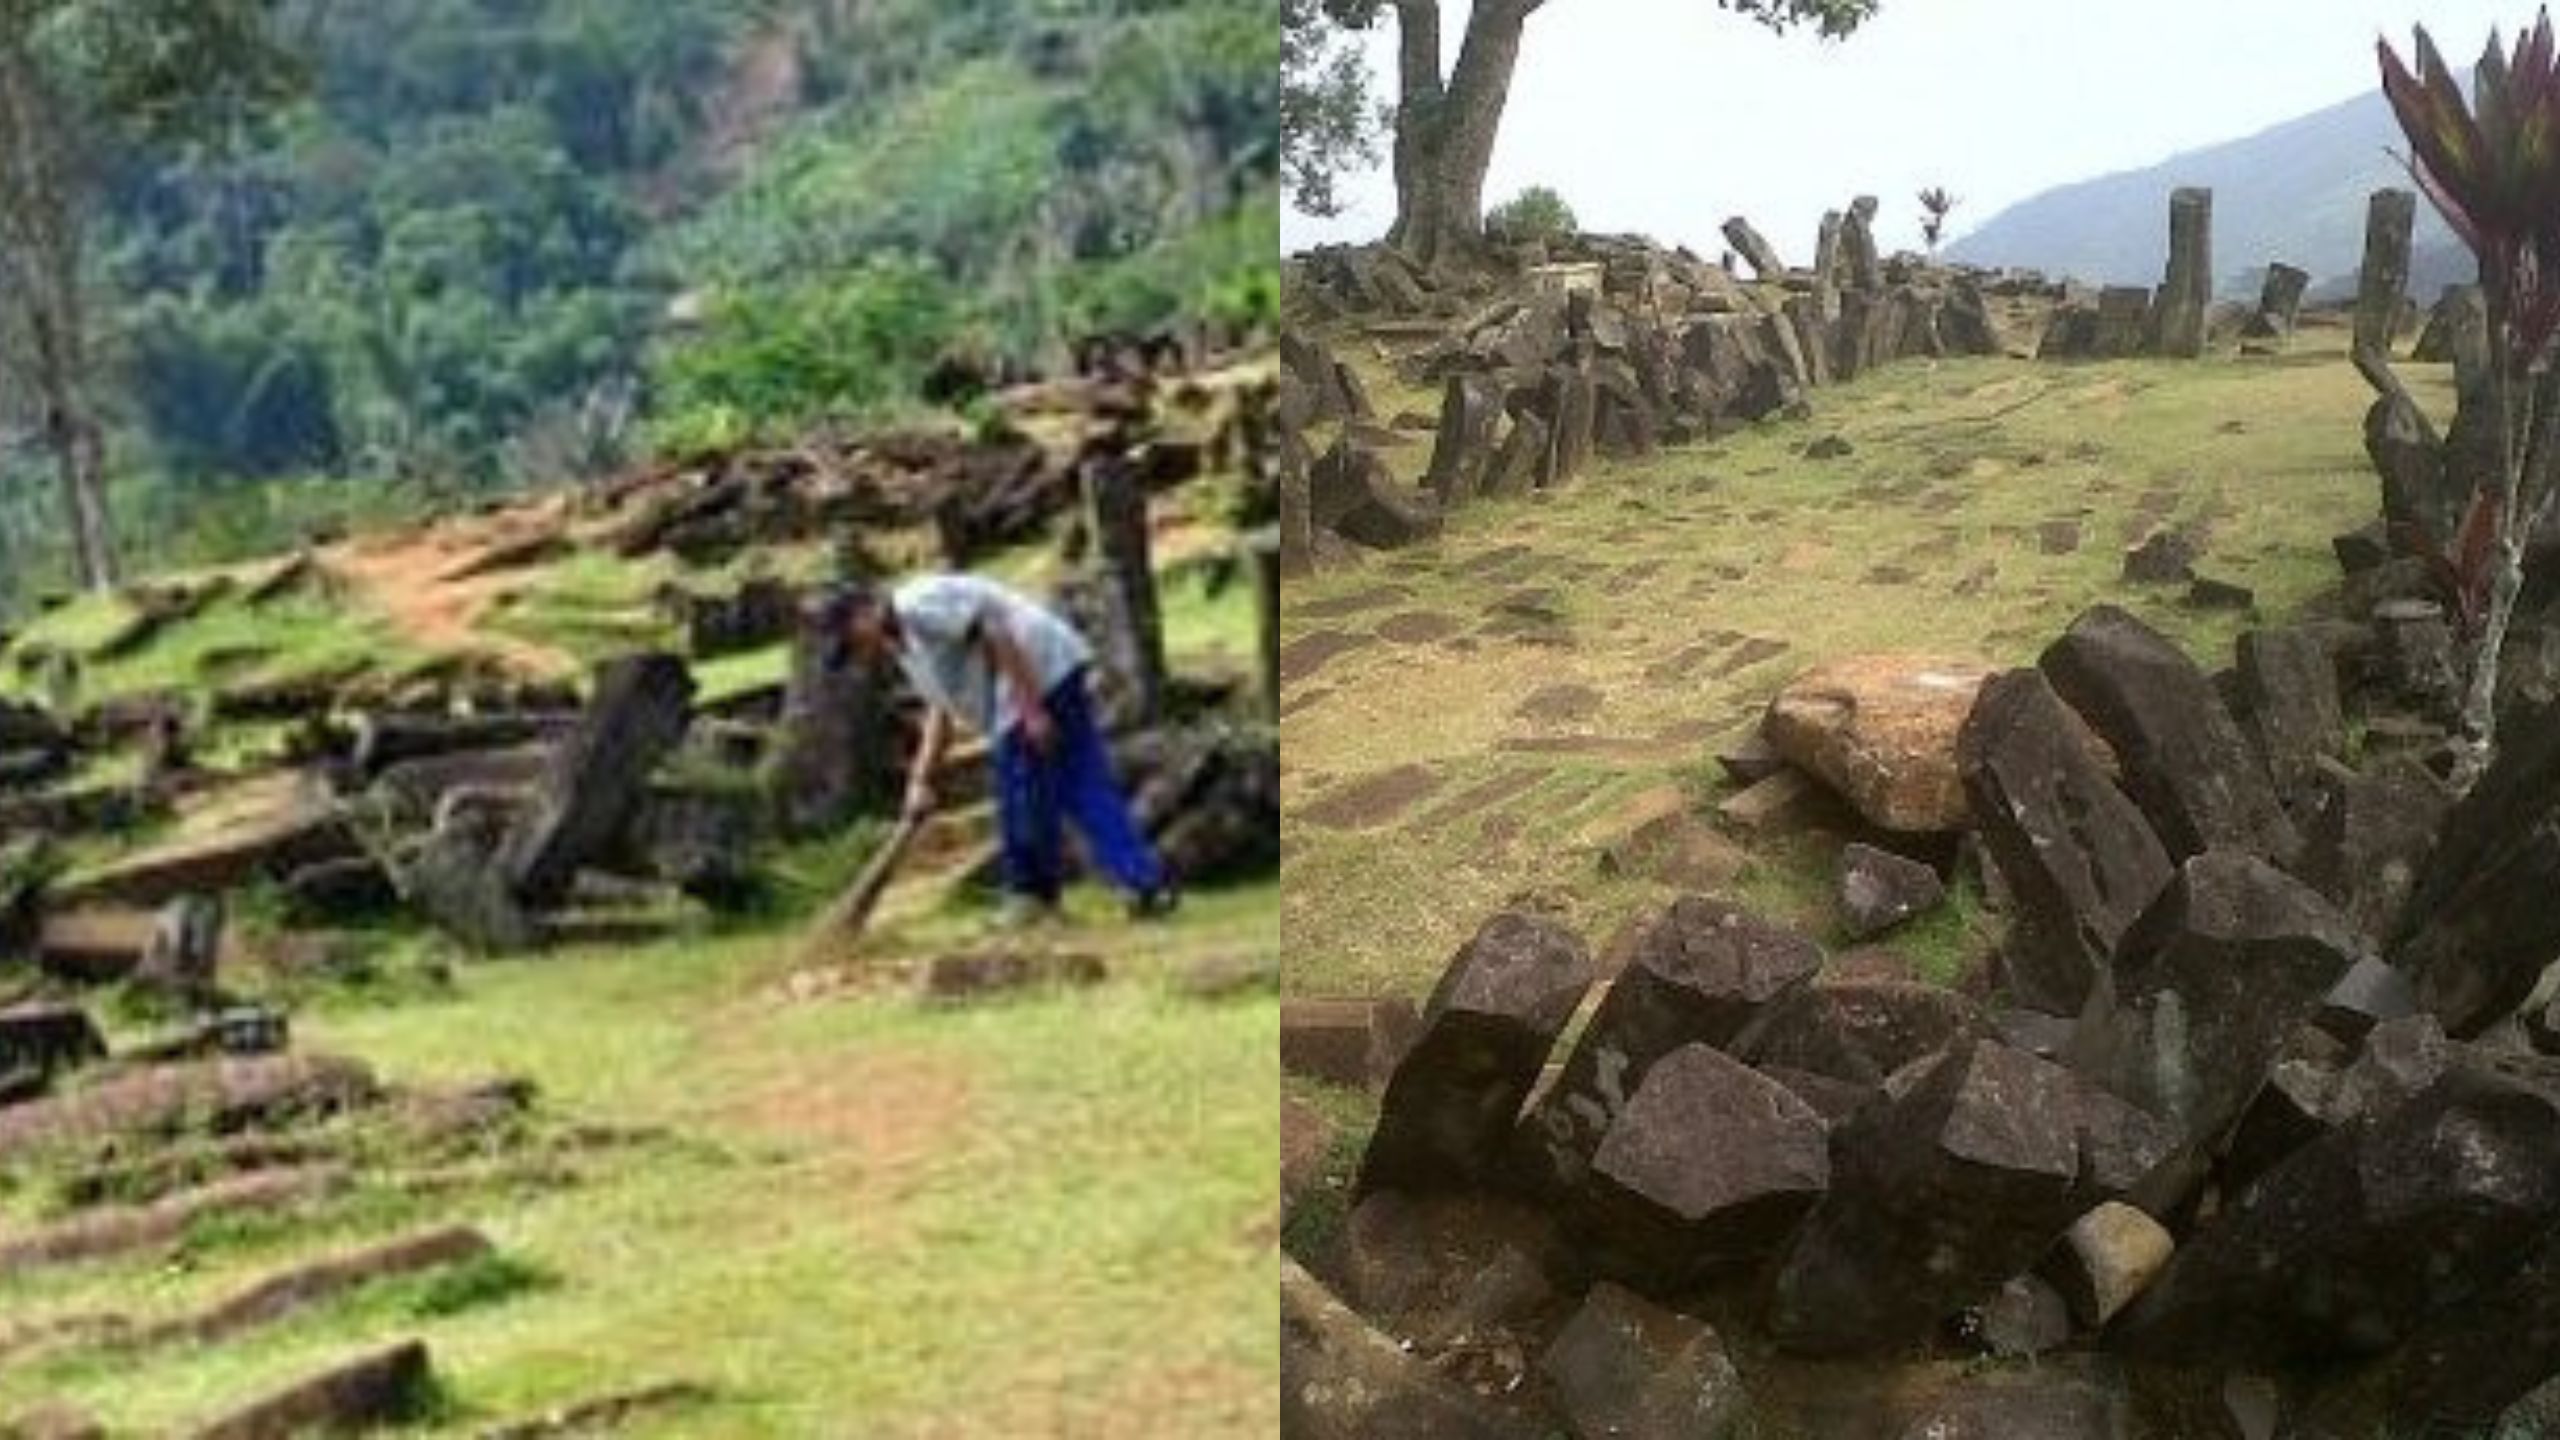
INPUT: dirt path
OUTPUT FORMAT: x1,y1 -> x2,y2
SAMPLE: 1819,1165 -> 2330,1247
320,498 -> 580,680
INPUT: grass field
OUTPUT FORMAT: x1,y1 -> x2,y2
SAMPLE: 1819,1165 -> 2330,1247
0,486 -> 1280,1433
1282,324 -> 2420,1000
0,887 -> 1279,1435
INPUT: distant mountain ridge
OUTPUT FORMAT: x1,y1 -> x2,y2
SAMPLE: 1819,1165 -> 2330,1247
1945,79 -> 2469,302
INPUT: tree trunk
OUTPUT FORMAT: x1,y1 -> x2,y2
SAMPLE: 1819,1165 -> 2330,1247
49,401 -> 116,591
2452,290 -> 2551,792
0,44 -> 117,591
1383,0 -> 1441,253
1389,0 -> 1534,271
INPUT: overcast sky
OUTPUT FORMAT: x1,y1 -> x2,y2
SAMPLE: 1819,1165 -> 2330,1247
1284,0 -> 2530,258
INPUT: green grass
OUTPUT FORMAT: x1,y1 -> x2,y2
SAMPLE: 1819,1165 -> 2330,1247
0,885 -> 1279,1436
1162,558 -> 1258,674
1284,332 -> 2396,999
477,549 -> 684,664
690,641 -> 794,704
1,587 -> 414,711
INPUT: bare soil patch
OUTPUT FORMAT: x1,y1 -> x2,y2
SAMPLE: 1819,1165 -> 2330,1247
1297,764 -> 1445,830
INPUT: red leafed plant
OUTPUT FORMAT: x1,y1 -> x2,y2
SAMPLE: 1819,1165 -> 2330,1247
2393,485 -> 2506,637
2379,10 -> 2560,785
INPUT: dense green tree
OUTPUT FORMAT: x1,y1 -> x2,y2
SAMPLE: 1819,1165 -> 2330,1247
0,0 -> 304,588
0,0 -> 1278,606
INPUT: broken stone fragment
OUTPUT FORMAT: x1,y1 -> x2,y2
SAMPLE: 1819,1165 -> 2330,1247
1541,1281 -> 1752,1440
1768,1039 -> 2171,1354
1835,842 -> 1945,939
1359,911 -> 1594,1195
2044,1201 -> 2175,1328
1281,1256 -> 1545,1440
1519,897 -> 1818,1191
1575,1043 -> 1830,1290
2064,849 -> 2360,1157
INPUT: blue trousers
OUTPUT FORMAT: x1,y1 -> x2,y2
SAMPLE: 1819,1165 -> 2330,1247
994,670 -> 1168,903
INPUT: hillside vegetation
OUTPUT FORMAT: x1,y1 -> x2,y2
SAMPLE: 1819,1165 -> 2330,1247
0,0 -> 1278,608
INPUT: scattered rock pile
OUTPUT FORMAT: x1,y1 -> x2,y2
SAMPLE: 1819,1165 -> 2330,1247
1291,583 -> 2560,1436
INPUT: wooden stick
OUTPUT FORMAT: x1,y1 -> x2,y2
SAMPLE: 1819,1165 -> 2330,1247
799,816 -> 924,963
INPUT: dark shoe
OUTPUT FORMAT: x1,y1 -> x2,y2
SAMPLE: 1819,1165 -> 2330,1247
1128,885 -> 1182,922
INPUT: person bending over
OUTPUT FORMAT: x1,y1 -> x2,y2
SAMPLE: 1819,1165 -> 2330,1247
817,573 -> 1178,926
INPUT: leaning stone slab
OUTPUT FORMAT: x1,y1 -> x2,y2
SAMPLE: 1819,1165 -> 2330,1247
1958,670 -> 2173,1017
1481,411 -> 1550,499
2242,261 -> 2310,339
2066,851 -> 2361,1157
1768,1039 -> 2173,1354
0,1055 -> 379,1171
1310,439 -> 1441,549
188,1338 -> 436,1440
2040,605 -> 2299,866
1519,897 -> 1818,1190
503,653 -> 695,906
1359,912 -> 1594,1195
1577,1043 -> 1829,1289
1541,1280 -> 1752,1440
1721,216 -> 1786,280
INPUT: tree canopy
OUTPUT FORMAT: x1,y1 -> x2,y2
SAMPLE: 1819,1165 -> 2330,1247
0,0 -> 1279,605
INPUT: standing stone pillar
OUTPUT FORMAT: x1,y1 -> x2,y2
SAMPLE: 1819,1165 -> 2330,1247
1423,374 -> 1501,508
769,612 -> 900,839
1081,447 -> 1167,726
1841,205 -> 1884,293
2151,187 -> 2212,359
2356,189 -> 2417,358
1246,528 -> 1280,723
1813,211 -> 1845,322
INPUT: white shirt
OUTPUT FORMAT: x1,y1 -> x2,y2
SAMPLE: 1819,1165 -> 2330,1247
891,573 -> 1093,736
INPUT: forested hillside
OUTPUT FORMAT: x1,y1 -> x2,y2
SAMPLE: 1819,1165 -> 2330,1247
0,0 -> 1277,606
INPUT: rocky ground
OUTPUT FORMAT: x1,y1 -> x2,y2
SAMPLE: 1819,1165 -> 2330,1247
1279,228 -> 2560,1436
0,348 -> 1282,1435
